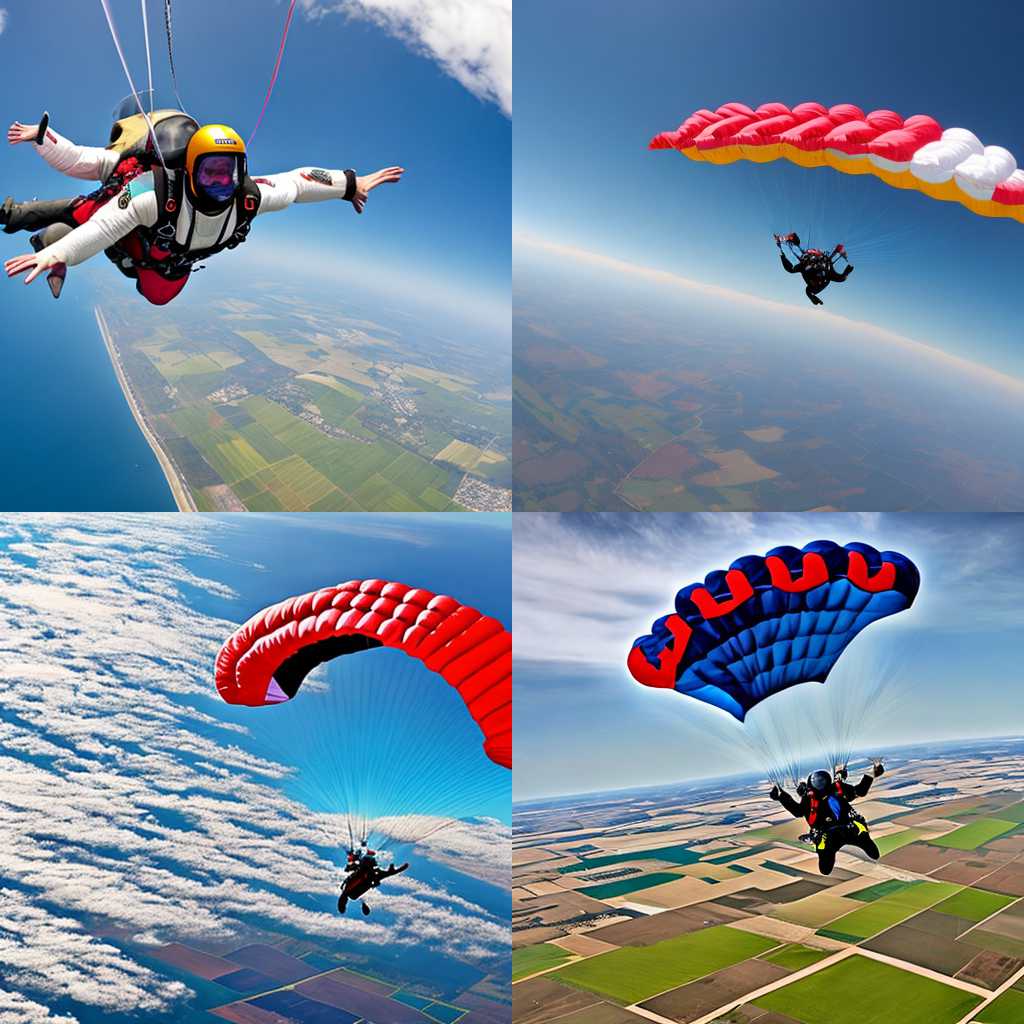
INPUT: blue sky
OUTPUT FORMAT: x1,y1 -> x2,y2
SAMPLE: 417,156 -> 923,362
0,1 -> 509,327
206,512 -> 512,826
515,0 -> 1024,378
513,513 -> 1024,800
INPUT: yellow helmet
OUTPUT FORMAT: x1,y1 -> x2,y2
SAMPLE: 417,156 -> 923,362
185,124 -> 247,205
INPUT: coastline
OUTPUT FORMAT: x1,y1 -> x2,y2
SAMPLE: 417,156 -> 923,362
94,306 -> 197,512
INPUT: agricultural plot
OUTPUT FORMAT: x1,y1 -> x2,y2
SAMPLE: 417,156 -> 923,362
552,925 -> 777,1005
578,871 -> 686,900
975,984 -> 1024,1023
931,819 -> 1019,850
753,954 -> 983,1024
816,880 -> 960,942
512,943 -> 575,981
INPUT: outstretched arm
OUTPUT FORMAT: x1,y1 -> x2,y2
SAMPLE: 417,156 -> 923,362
849,773 -> 874,798
780,254 -> 802,274
770,785 -> 805,818
253,165 -> 404,216
8,118 -> 120,182
4,177 -> 157,284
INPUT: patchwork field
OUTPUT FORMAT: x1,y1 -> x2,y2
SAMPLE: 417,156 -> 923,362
101,290 -> 512,511
514,742 -> 1024,1024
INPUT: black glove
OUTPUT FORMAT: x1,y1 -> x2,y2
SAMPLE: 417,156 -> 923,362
873,762 -> 885,778
769,785 -> 782,801
796,781 -> 808,797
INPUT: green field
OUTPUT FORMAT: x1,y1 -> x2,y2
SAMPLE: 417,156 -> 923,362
578,871 -> 685,900
761,943 -> 831,971
816,881 -> 961,941
553,925 -> 776,1005
558,843 -> 701,874
754,954 -> 982,1024
932,887 -> 1016,922
976,988 -> 1024,1023
875,828 -> 926,856
930,818 -> 1018,850
512,943 -> 574,982
849,879 -> 923,902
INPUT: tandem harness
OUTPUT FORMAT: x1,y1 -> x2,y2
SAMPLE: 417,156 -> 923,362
802,780 -> 868,849
103,164 -> 261,282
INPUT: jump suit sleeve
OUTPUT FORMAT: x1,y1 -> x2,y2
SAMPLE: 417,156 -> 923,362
251,167 -> 357,214
780,254 -> 802,274
778,790 -> 805,818
849,773 -> 874,799
35,124 -> 121,183
32,174 -> 159,268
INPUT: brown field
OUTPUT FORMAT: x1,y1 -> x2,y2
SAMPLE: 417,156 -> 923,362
512,975 -> 603,1024
932,850 -> 1015,885
973,862 -> 1024,896
863,911 -> 983,977
978,901 -> 1024,942
211,1005 -> 282,1024
515,450 -> 590,486
956,949 -> 1023,989
297,976 -> 423,1022
320,968 -> 395,996
513,847 -> 563,867
553,1006 -> 646,1023
553,934 -> 620,956
587,903 -> 745,946
616,370 -> 679,400
149,942 -> 239,980
987,835 -> 1024,856
640,960 -> 789,1023
631,443 -> 704,479
881,842 -> 959,873
514,924 -> 578,948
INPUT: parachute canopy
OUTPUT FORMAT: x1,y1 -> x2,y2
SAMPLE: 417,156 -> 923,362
628,541 -> 920,721
215,578 -> 511,768
650,101 -> 1024,223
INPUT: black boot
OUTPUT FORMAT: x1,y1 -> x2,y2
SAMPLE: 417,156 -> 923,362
1,196 -> 79,234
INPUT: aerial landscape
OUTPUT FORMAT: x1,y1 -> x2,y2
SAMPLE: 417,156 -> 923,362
513,738 -> 1024,1024
97,286 -> 511,513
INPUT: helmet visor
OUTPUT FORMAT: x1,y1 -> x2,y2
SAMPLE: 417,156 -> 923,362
195,154 -> 242,203
808,770 -> 832,793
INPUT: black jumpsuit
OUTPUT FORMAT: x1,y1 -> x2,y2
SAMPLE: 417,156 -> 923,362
777,774 -> 881,874
780,250 -> 853,306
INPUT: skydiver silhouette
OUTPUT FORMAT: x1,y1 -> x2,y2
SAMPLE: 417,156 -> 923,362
337,848 -> 409,916
775,232 -> 854,306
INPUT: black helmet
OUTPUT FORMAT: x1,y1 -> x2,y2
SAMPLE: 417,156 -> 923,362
109,110 -> 200,170
808,770 -> 832,793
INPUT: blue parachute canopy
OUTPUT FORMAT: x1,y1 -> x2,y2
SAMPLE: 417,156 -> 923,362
627,540 -> 920,721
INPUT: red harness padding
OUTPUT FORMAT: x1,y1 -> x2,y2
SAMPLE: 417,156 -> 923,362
67,157 -> 191,305
807,779 -> 846,827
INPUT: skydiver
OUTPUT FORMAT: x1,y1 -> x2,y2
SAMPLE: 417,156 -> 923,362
769,762 -> 884,875
337,848 -> 410,916
774,232 -> 854,306
2,112 -> 404,304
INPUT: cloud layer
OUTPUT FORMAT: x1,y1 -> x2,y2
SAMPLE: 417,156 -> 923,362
304,0 -> 511,116
0,514 -> 508,1021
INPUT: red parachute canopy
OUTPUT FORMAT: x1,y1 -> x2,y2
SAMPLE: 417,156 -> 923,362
215,578 -> 511,769
650,100 -> 1024,223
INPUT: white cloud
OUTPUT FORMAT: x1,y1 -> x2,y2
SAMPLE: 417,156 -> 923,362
0,10 -> 7,36
303,0 -> 511,116
0,514 -> 508,1017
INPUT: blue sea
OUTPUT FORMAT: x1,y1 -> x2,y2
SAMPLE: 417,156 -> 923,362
0,284 -> 174,509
